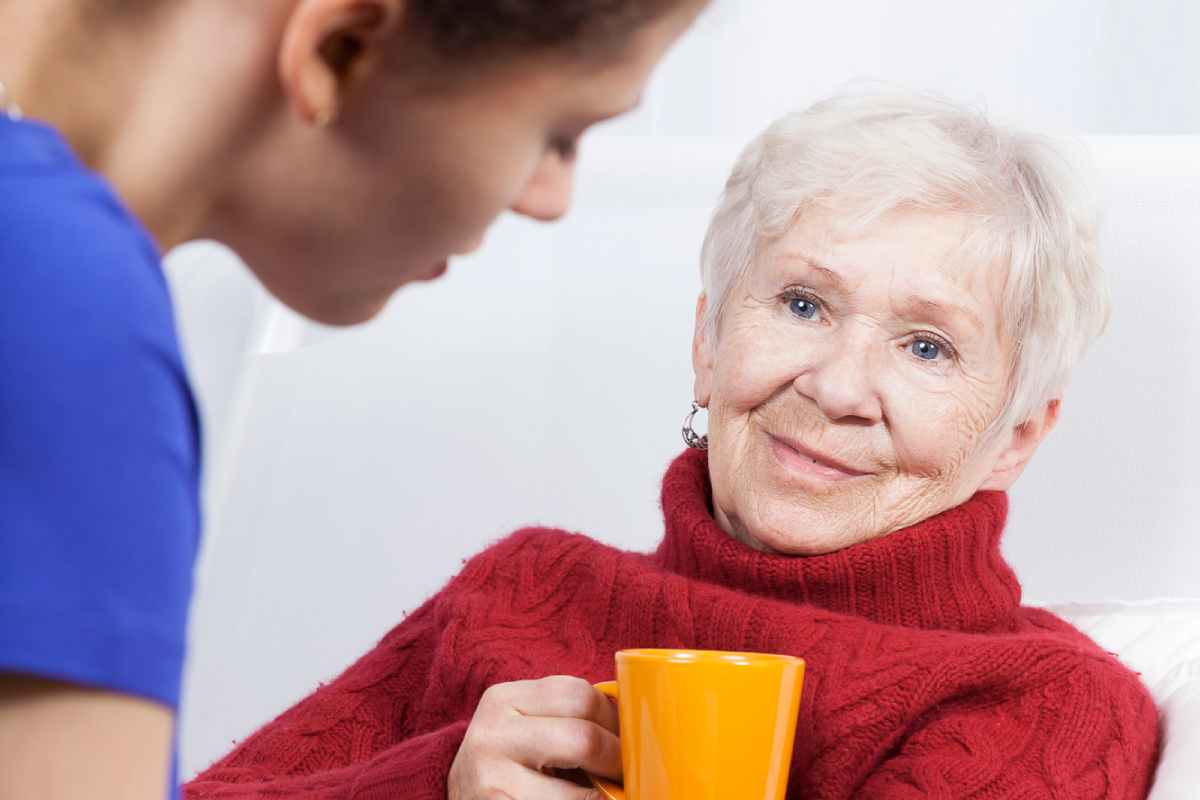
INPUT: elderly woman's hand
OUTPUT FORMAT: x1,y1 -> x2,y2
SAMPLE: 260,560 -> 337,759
448,676 -> 622,800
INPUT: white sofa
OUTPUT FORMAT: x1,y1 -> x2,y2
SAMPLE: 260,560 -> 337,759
168,135 -> 1200,795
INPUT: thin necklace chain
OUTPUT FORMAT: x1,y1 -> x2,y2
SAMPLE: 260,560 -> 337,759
0,78 -> 23,121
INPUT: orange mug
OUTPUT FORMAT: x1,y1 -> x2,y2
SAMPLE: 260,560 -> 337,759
590,648 -> 805,800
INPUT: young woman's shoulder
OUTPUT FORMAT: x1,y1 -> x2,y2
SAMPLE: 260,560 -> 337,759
0,120 -> 169,330
0,119 -> 200,709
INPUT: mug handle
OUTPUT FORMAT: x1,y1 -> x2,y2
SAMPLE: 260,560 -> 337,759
587,682 -> 625,799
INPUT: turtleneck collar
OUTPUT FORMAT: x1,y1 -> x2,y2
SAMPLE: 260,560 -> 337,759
651,449 -> 1022,634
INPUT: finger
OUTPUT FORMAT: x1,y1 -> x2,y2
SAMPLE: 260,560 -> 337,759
559,767 -> 597,788
450,746 -> 605,800
512,764 -> 608,800
508,714 -> 623,781
508,677 -> 620,734
458,753 -> 609,800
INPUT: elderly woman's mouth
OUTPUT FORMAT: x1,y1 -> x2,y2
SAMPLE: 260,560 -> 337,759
768,433 -> 866,481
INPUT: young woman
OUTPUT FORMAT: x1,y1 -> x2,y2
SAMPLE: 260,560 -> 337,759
0,0 -> 706,796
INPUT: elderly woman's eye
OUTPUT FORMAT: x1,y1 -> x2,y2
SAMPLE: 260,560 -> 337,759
912,340 -> 939,359
788,298 -> 818,320
909,337 -> 954,361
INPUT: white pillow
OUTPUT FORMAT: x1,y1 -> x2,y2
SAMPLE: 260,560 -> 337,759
1149,659 -> 1200,799
1044,599 -> 1200,800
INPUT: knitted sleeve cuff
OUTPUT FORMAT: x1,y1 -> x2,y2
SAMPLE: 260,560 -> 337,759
350,721 -> 470,800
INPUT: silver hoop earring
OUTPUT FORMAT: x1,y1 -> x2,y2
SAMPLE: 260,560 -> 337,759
682,400 -> 708,450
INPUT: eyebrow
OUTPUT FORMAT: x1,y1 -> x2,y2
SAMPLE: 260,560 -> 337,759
898,296 -> 984,333
772,252 -> 845,288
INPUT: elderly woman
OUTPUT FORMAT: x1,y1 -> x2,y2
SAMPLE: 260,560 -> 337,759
187,91 -> 1159,800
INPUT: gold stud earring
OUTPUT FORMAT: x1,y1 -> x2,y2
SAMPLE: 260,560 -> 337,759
314,108 -> 338,127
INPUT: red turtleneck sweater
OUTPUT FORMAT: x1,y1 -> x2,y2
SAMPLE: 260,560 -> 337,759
187,450 -> 1160,800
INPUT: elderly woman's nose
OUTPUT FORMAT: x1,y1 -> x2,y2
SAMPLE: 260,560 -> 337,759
792,341 -> 884,424
509,149 -> 576,222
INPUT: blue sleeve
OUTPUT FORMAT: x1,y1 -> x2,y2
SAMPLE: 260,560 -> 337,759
0,167 -> 201,710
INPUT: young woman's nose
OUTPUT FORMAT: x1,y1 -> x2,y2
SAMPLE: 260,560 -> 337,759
792,333 -> 884,424
509,149 -> 575,222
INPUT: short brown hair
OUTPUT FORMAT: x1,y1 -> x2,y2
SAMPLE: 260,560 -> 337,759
93,0 -> 689,62
409,0 -> 687,62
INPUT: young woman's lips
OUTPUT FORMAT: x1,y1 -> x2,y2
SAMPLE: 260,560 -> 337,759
768,433 -> 865,481
421,260 -> 448,281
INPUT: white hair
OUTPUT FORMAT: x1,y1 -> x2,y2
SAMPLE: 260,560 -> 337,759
699,88 -> 1111,435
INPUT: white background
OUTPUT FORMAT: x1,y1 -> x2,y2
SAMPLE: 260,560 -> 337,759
604,0 -> 1200,139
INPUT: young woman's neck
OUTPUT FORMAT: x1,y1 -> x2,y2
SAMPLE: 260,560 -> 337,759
0,0 -> 283,250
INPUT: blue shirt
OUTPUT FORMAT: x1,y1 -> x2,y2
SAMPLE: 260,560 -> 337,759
0,116 -> 201,713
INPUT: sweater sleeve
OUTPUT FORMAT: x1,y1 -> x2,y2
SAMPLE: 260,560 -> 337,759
847,655 -> 1160,800
185,597 -> 469,800
186,723 -> 468,800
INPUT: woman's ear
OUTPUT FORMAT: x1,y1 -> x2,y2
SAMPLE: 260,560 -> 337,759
980,398 -> 1062,491
278,0 -> 405,124
692,292 -> 714,406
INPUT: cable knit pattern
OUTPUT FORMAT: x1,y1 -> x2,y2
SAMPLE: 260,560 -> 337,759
188,449 -> 1159,800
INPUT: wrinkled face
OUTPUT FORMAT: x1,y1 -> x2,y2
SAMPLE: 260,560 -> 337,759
693,210 -> 1022,555
208,0 -> 704,325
